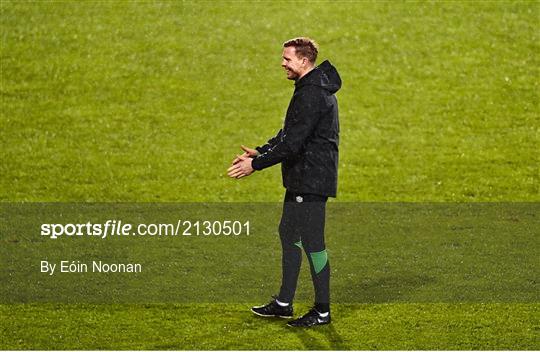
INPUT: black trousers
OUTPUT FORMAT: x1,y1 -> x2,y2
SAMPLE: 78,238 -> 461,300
277,190 -> 330,309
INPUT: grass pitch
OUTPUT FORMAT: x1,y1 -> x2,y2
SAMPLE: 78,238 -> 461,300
1,1 -> 538,202
1,1 -> 538,350
2,303 -> 538,350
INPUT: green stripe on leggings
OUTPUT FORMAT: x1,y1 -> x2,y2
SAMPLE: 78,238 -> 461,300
310,249 -> 328,274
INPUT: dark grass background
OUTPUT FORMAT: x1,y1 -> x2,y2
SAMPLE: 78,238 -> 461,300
1,203 -> 538,304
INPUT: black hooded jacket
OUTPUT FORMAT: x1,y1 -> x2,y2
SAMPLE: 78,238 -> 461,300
252,60 -> 342,197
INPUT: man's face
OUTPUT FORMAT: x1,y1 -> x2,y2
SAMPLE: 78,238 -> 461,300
281,46 -> 306,81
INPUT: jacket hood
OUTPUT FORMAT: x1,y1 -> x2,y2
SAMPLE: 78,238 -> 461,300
295,60 -> 342,94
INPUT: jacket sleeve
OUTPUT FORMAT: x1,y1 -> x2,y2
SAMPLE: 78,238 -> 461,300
255,129 -> 283,155
252,87 -> 321,171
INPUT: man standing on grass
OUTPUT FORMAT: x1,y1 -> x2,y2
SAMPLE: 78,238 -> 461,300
227,37 -> 341,327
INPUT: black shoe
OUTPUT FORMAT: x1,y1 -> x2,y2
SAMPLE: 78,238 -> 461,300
287,307 -> 331,327
251,296 -> 293,318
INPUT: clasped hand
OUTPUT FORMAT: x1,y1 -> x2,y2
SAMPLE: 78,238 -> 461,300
227,145 -> 257,179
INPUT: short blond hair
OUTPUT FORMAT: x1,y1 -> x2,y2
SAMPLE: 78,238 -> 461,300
283,37 -> 318,63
